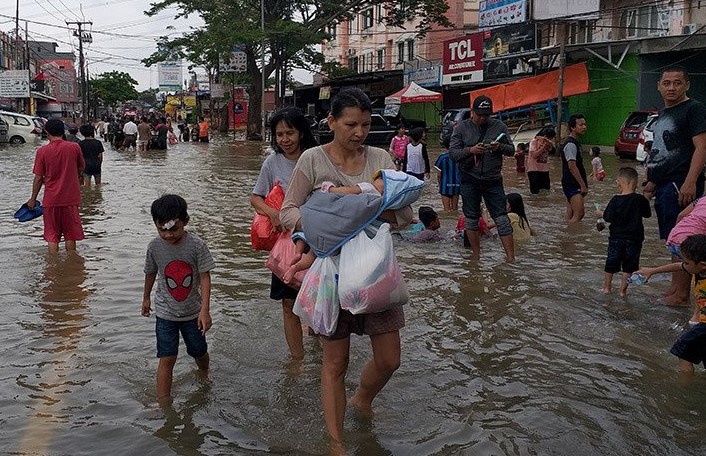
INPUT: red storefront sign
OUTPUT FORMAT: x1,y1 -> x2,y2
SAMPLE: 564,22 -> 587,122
442,33 -> 484,85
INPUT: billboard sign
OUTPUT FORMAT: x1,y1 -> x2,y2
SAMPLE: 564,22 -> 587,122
533,0 -> 599,20
220,46 -> 248,73
442,34 -> 484,85
404,65 -> 442,87
483,23 -> 536,80
479,0 -> 527,29
0,70 -> 30,98
158,61 -> 182,92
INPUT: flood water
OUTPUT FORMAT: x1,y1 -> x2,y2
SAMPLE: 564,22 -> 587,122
2,135 -> 706,456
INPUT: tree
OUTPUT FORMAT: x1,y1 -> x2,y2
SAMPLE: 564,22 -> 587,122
89,71 -> 140,108
138,88 -> 160,106
143,0 -> 451,140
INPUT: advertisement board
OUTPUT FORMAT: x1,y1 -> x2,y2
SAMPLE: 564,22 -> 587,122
220,46 -> 248,73
533,0 -> 599,20
442,33 -> 484,86
0,70 -> 30,98
404,65 -> 442,87
483,23 -> 535,80
158,61 -> 182,92
479,0 -> 527,29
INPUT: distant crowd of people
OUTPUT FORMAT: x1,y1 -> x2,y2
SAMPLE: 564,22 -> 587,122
91,114 -> 210,151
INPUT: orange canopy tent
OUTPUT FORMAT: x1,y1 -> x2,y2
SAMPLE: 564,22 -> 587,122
469,62 -> 590,112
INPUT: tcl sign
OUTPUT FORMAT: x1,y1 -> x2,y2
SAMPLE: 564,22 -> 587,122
442,33 -> 484,85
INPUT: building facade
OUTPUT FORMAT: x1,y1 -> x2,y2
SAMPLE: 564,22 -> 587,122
312,0 -> 706,145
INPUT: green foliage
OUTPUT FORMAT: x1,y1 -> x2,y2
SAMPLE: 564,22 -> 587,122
89,71 -> 140,107
142,0 -> 451,136
138,88 -> 160,105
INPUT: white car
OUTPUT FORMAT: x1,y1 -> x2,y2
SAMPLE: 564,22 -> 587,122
0,111 -> 43,145
636,114 -> 657,162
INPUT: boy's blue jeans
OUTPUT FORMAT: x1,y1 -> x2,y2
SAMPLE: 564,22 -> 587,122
156,317 -> 207,358
460,180 -> 512,236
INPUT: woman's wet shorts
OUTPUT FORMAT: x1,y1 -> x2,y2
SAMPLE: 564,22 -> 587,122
323,306 -> 405,340
156,317 -> 208,358
270,273 -> 298,300
43,205 -> 85,243
670,323 -> 706,366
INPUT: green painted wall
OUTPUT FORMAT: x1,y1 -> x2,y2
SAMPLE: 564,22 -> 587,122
568,54 -> 639,146
400,101 -> 443,129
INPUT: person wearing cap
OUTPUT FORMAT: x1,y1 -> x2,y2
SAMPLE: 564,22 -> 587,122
449,95 -> 516,262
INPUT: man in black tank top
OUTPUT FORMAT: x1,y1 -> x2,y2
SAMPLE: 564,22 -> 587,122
561,114 -> 589,223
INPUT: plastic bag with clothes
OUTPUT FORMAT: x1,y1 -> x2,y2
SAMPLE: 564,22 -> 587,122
293,255 -> 340,336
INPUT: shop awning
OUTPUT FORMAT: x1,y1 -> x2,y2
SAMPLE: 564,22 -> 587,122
31,91 -> 56,101
385,82 -> 442,104
469,62 -> 590,112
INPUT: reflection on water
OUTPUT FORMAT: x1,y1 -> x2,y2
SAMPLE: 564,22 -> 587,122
17,251 -> 90,455
1,137 -> 706,455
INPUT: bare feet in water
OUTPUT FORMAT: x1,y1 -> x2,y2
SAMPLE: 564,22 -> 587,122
664,294 -> 690,306
348,394 -> 373,418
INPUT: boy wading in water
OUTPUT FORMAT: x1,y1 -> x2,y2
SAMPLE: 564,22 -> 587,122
142,194 -> 215,402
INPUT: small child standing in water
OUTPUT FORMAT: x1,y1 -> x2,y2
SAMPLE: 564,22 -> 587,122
434,148 -> 461,211
591,147 -> 605,181
142,194 -> 216,402
388,124 -> 408,170
595,167 -> 651,296
402,127 -> 430,181
514,143 -> 527,173
506,193 -> 535,242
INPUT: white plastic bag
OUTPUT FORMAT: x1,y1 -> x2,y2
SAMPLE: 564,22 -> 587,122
338,223 -> 409,314
293,255 -> 340,336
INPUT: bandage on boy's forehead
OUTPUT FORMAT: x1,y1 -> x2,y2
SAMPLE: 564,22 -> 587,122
159,219 -> 179,230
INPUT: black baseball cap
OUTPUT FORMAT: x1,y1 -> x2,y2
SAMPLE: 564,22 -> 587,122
472,95 -> 493,115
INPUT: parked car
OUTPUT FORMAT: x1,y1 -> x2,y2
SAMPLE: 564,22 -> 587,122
0,111 -> 43,144
614,110 -> 657,159
635,114 -> 658,162
372,109 -> 427,131
314,113 -> 397,147
0,116 -> 9,143
439,108 -> 471,147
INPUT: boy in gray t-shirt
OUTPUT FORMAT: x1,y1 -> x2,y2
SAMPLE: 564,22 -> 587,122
142,194 -> 215,401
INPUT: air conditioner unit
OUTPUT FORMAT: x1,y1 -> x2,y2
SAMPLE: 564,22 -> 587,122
683,23 -> 697,34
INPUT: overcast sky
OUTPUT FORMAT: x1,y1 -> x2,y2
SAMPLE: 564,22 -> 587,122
2,0 -> 312,91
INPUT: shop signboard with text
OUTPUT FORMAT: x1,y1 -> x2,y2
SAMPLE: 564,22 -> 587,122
404,65 -> 442,88
442,33 -> 484,86
479,0 -> 527,29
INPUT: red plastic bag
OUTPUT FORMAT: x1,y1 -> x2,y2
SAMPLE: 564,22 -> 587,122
250,183 -> 285,251
265,230 -> 308,289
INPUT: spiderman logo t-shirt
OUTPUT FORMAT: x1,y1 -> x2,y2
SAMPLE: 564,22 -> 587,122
144,232 -> 216,321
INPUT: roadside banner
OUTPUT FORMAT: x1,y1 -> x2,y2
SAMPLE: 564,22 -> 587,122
0,70 -> 30,98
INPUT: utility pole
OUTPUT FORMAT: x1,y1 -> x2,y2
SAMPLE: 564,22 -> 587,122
14,0 -> 19,68
66,20 -> 92,122
556,22 -> 567,145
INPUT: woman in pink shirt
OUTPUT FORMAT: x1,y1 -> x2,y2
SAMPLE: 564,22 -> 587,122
526,127 -> 556,194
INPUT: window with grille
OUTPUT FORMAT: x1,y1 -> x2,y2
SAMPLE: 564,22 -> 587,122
362,9 -> 374,30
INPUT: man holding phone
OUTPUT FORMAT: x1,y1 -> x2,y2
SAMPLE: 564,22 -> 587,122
449,95 -> 516,262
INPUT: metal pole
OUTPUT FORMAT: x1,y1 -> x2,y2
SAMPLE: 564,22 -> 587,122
556,22 -> 566,145
261,0 -> 266,140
